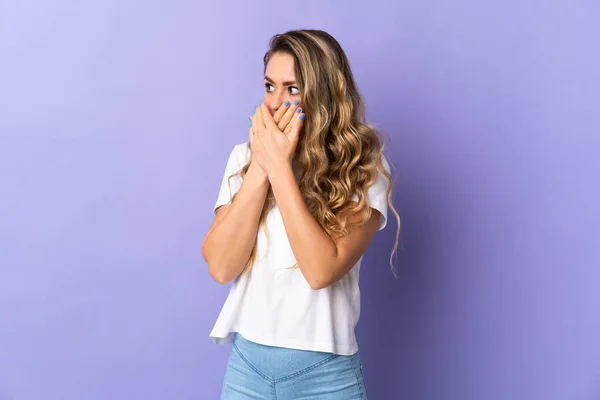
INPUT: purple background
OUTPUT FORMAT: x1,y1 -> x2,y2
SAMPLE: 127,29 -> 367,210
1,1 -> 599,399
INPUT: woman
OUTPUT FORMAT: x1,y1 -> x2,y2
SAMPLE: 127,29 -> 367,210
202,29 -> 400,400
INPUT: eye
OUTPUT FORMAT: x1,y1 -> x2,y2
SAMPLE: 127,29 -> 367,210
289,87 -> 300,95
265,83 -> 274,92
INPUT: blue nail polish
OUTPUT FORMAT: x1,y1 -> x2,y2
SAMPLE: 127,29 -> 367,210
284,101 -> 290,106
299,114 -> 305,121
294,100 -> 300,106
296,107 -> 301,113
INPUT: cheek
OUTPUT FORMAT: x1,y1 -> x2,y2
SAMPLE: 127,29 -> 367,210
264,89 -> 276,98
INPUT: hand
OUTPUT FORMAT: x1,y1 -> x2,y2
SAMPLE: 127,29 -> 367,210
248,101 -> 303,175
248,101 -> 300,165
272,100 -> 302,133
249,102 -> 305,179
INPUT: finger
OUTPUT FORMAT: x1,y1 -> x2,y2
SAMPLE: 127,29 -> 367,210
260,104 -> 278,132
254,103 -> 266,132
273,101 -> 290,127
250,112 -> 258,131
288,111 -> 305,148
283,108 -> 298,134
279,100 -> 300,131
284,106 -> 302,134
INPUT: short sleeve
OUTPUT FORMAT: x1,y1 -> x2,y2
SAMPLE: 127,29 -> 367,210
351,154 -> 392,231
213,143 -> 248,214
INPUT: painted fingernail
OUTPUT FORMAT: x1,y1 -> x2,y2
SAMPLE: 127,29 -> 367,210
296,107 -> 302,113
294,100 -> 300,106
299,114 -> 305,121
284,101 -> 290,106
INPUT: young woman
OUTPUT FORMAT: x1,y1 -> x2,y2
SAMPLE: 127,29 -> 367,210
202,29 -> 400,400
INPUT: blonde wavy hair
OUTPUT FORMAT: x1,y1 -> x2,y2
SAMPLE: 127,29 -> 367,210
228,29 -> 401,276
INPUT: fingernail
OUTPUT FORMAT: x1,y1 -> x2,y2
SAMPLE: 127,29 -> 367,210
299,114 -> 305,121
296,107 -> 302,113
294,100 -> 300,106
248,117 -> 252,125
284,101 -> 290,106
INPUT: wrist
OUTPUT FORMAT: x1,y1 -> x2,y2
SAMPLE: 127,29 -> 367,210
248,160 -> 269,185
267,160 -> 293,183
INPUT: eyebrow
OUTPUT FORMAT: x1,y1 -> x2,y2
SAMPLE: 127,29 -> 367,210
264,76 -> 297,86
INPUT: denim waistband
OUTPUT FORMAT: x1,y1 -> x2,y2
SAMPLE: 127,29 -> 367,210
232,333 -> 345,381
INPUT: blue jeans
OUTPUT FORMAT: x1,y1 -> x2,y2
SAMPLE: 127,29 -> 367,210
221,333 -> 368,399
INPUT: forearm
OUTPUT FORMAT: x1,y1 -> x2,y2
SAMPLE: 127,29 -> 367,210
268,164 -> 337,289
202,162 -> 270,284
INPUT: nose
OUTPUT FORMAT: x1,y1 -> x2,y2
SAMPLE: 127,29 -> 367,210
265,91 -> 285,116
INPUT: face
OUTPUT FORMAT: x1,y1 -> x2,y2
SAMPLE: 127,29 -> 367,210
263,52 -> 301,116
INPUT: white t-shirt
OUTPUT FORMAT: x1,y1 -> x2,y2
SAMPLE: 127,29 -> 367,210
209,142 -> 390,356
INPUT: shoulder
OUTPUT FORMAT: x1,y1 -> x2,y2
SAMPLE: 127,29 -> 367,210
349,153 -> 392,197
379,152 -> 391,173
231,141 -> 251,163
370,152 -> 392,192
223,142 -> 251,171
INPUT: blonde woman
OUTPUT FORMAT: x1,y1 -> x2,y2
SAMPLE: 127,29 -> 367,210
202,29 -> 400,400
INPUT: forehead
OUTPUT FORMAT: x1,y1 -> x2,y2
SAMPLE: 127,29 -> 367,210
265,52 -> 296,81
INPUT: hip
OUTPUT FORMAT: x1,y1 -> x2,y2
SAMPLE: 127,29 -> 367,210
221,333 -> 367,399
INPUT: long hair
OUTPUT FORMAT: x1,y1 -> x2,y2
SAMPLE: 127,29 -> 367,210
228,29 -> 401,276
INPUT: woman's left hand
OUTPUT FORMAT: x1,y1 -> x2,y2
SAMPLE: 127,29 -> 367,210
250,103 -> 305,178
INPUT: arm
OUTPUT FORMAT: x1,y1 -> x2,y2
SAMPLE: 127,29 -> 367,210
268,164 -> 381,290
203,102 -> 304,284
201,161 -> 270,284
